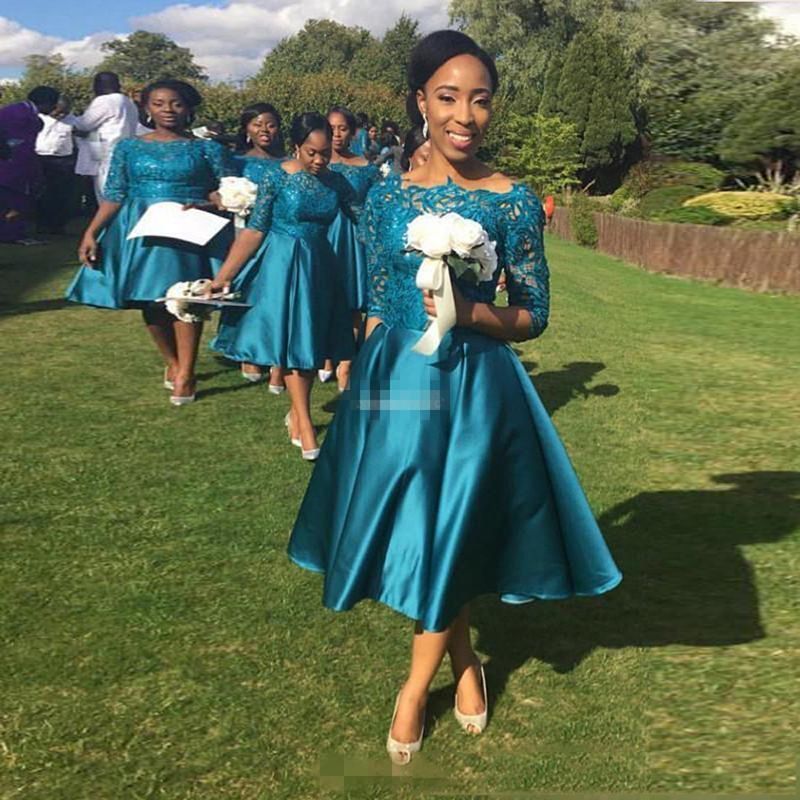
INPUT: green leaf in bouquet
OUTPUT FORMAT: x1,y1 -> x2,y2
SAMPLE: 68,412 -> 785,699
447,255 -> 480,284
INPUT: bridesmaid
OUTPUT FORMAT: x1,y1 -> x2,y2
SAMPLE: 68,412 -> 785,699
288,31 -> 621,762
401,126 -> 431,172
66,79 -> 234,405
232,102 -> 287,390
323,105 -> 379,391
208,112 -> 354,459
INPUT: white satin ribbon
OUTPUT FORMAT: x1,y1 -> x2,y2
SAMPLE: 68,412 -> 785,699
413,257 -> 457,355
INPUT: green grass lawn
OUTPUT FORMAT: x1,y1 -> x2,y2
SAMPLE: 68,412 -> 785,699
1,229 -> 797,798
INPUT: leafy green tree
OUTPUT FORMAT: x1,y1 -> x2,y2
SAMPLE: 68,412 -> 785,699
98,31 -> 207,84
17,54 -> 93,109
348,16 -> 419,94
255,20 -> 373,81
496,112 -> 582,195
718,65 -> 800,176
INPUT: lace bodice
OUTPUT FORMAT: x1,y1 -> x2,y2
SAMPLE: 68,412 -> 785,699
362,174 -> 549,336
329,162 -> 380,206
103,138 -> 234,203
247,167 -> 354,239
234,154 -> 287,184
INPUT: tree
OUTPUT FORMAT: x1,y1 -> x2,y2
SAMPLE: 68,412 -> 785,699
718,65 -> 800,177
255,20 -> 373,81
555,28 -> 639,188
349,14 -> 421,94
98,31 -> 207,84
496,112 -> 582,195
17,54 -> 93,109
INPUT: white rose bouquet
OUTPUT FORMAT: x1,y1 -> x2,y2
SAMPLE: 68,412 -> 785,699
162,279 -> 245,323
405,212 -> 497,355
218,176 -> 259,229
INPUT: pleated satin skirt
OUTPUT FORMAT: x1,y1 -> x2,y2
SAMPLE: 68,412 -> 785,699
327,211 -> 367,312
288,324 -> 622,632
210,229 -> 354,370
65,198 -> 232,309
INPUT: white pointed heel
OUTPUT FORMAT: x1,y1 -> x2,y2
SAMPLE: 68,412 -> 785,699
240,366 -> 264,383
284,412 -> 301,447
386,692 -> 425,766
163,368 -> 175,391
268,383 -> 286,395
454,663 -> 488,735
169,393 -> 196,406
317,369 -> 333,383
301,448 -> 320,461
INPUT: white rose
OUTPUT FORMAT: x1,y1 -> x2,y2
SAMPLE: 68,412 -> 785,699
471,239 -> 498,281
406,214 -> 453,259
443,212 -> 485,257
218,177 -> 258,215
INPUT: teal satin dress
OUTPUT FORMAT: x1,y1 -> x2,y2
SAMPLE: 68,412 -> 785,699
288,174 -> 622,632
327,162 -> 379,312
210,167 -> 355,370
65,138 -> 234,309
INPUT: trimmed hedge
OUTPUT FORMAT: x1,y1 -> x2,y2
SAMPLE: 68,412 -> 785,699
569,194 -> 598,247
623,159 -> 724,198
639,185 -> 703,217
683,191 -> 795,220
651,206 -> 732,226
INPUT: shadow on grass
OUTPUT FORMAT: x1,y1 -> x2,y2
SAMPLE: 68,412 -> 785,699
426,470 -> 800,724
524,360 -> 620,416
0,298 -> 71,317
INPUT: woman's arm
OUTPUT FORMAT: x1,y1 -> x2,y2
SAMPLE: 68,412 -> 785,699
207,228 -> 265,292
78,201 -> 122,265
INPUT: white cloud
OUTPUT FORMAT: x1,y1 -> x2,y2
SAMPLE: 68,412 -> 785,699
0,17 -> 60,66
760,1 -> 800,37
53,32 -> 122,70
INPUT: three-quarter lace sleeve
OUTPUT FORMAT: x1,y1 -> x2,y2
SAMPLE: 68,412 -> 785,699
103,140 -> 130,203
501,186 -> 550,338
361,183 -> 390,318
246,169 -> 280,233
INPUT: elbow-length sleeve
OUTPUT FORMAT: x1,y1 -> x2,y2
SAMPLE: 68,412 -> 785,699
360,183 -> 390,319
501,186 -> 550,339
102,139 -> 130,203
246,169 -> 280,233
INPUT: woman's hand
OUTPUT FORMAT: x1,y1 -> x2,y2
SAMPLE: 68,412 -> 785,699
78,233 -> 99,267
421,279 -> 474,327
203,277 -> 231,298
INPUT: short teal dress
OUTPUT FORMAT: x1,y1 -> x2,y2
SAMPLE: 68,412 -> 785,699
288,174 -> 622,632
210,167 -> 355,370
65,138 -> 234,309
327,162 -> 379,312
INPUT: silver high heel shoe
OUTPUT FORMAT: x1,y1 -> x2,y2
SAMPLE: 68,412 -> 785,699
301,447 -> 320,461
163,367 -> 175,391
317,369 -> 334,383
268,383 -> 286,395
386,691 -> 425,765
454,663 -> 488,735
240,365 -> 264,383
169,393 -> 195,406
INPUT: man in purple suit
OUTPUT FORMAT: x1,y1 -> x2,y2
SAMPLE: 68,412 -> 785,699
0,86 -> 59,244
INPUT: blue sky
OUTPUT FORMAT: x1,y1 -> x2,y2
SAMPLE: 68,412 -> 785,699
1,0 -> 798,82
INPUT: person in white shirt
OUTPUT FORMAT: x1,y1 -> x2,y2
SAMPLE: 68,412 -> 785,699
35,95 -> 76,234
64,72 -> 139,202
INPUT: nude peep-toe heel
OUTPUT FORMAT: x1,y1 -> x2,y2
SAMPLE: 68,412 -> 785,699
454,663 -> 488,735
386,691 -> 425,766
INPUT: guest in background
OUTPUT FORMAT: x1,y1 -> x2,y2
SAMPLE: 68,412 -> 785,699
66,79 -> 235,406
350,112 -> 370,157
0,85 -> 59,244
64,71 -> 139,202
400,126 -> 430,172
365,122 -> 380,162
374,130 -> 404,175
35,95 -> 77,235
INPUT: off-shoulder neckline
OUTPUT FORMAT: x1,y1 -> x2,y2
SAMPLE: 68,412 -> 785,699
397,174 -> 524,197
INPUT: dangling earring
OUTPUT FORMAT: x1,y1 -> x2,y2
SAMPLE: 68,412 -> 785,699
246,135 -> 252,146
146,113 -> 152,125
422,114 -> 429,139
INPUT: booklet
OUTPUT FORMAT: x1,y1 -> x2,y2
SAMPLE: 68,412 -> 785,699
127,202 -> 230,246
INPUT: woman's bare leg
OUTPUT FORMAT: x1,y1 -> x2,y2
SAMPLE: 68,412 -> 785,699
283,369 -> 317,451
171,319 -> 203,397
142,305 -> 178,383
447,605 -> 486,716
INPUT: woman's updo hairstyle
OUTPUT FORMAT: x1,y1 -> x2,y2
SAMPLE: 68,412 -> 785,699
405,30 -> 499,127
401,126 -> 427,172
141,79 -> 203,124
237,102 -> 285,154
327,105 -> 357,136
290,112 -> 333,148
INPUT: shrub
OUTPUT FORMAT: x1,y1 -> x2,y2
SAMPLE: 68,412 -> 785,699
622,159 -> 724,198
651,206 -> 732,225
609,185 -> 633,211
570,194 -> 598,247
683,191 -> 794,220
639,185 -> 703,217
